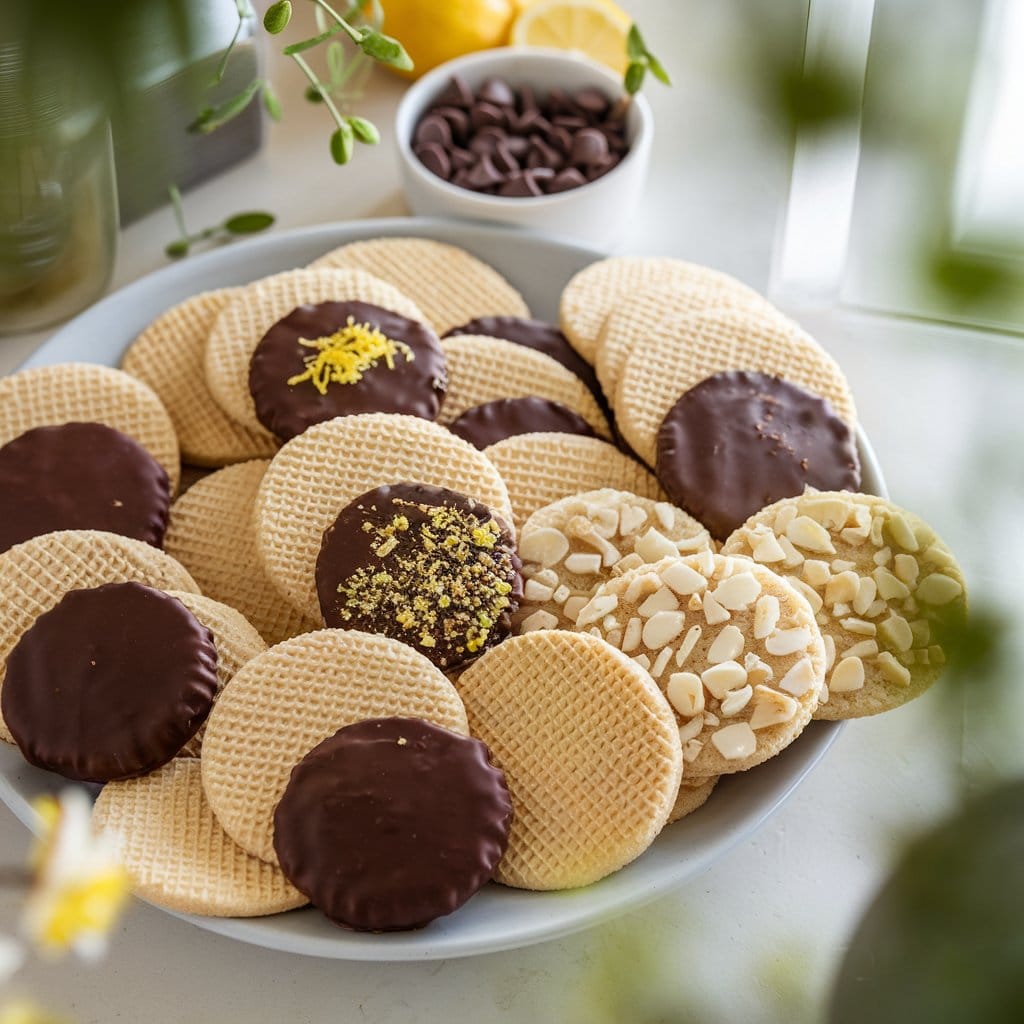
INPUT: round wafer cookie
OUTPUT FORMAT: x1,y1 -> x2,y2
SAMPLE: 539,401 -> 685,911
163,461 -> 321,646
516,489 -> 713,633
0,363 -> 180,492
614,308 -> 858,467
94,759 -> 306,917
483,433 -> 666,531
455,630 -> 682,890
721,491 -> 967,720
164,591 -> 267,757
668,774 -> 720,825
121,289 -> 279,467
559,256 -> 768,363
574,552 -> 825,779
308,237 -> 530,335
203,268 -> 428,432
594,280 -> 786,401
0,530 -> 199,743
256,414 -> 514,620
438,335 -> 611,438
200,629 -> 469,864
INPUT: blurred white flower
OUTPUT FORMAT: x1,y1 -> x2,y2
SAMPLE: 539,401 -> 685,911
21,790 -> 130,960
0,934 -> 24,985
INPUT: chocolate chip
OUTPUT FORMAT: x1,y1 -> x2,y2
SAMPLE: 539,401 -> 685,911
465,153 -> 505,190
436,74 -> 474,109
518,85 -> 539,116
547,88 -> 574,115
415,143 -> 451,180
435,105 -> 470,144
546,125 -> 574,156
450,146 -> 475,170
570,127 -> 609,168
548,167 -> 588,194
553,115 -> 588,131
478,77 -> 516,108
498,173 -> 543,198
505,135 -> 529,158
575,87 -> 610,117
414,114 -> 452,149
510,107 -> 541,134
469,132 -> 503,156
493,140 -> 520,175
470,101 -> 507,130
588,153 -> 621,180
527,135 -> 563,171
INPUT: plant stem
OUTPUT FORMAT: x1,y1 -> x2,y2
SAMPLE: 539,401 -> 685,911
291,51 -> 348,130
308,0 -> 364,44
168,185 -> 188,237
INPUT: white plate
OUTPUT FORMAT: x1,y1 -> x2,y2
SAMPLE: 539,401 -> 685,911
0,217 -> 886,961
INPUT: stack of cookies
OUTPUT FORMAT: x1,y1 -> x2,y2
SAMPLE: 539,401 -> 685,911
0,238 -> 967,934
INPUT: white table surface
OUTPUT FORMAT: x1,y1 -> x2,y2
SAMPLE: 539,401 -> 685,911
2,3 -> 1021,1020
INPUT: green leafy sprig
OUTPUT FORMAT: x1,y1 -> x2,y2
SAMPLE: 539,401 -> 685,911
164,186 -> 275,260
624,24 -> 671,95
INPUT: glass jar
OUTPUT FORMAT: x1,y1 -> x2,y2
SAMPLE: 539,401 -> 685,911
0,38 -> 118,335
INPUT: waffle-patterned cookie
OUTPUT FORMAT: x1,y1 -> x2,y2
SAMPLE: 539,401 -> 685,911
614,308 -> 857,466
164,461 -> 321,645
0,531 -> 199,743
94,759 -> 307,916
574,552 -> 825,778
721,491 -> 967,719
203,268 -> 426,432
0,363 -> 180,492
455,630 -> 682,890
484,433 -> 666,531
200,629 -> 469,864
122,289 -> 279,467
255,414 -> 513,620
438,335 -> 610,438
308,237 -> 530,335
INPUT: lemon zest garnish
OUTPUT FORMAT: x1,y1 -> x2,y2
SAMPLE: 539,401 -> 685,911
287,317 -> 414,395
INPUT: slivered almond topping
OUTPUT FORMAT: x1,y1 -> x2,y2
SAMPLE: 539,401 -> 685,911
886,511 -> 919,551
531,567 -> 559,588
712,571 -> 762,611
802,560 -> 831,588
575,593 -> 618,627
877,650 -> 911,687
591,507 -> 619,538
650,646 -> 673,677
753,595 -> 780,639
711,723 -> 757,760
682,739 -> 703,763
870,516 -> 884,546
749,685 -> 798,729
632,653 -> 651,670
778,535 -> 805,567
852,576 -> 877,616
642,610 -> 685,649
618,504 -> 647,536
872,546 -> 892,566
879,613 -> 913,653
564,552 -> 602,575
563,595 -> 588,621
675,624 -> 702,667
773,504 -> 798,534
523,579 -> 554,603
841,617 -> 877,636
786,515 -> 835,554
653,502 -> 675,530
778,657 -> 817,696
765,626 -> 812,657
825,570 -> 860,606
702,590 -> 730,625
910,619 -> 930,646
789,577 -> 824,614
829,656 -> 865,693
520,527 -> 569,567
744,652 -> 773,686
623,570 -> 661,605
659,560 -> 707,595
678,713 -> 705,743
701,661 -> 747,699
719,684 -> 753,717
823,634 -> 836,672
520,609 -> 558,632
635,527 -> 678,563
668,673 -> 704,717
707,624 -> 745,665
802,496 -> 852,529
843,639 -> 878,659
637,586 -> 679,617
622,616 -> 642,652
916,572 -> 963,605
874,566 -> 910,600
893,553 -> 919,586
751,531 -> 787,563
551,584 -> 571,605
613,552 -> 644,575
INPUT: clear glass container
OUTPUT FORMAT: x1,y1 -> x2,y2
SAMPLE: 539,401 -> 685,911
0,39 -> 118,335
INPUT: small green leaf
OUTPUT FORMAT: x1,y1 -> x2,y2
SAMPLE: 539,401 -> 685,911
223,211 -> 276,234
626,24 -> 646,60
326,40 -> 346,82
304,84 -> 325,103
282,22 -> 345,55
263,0 -> 292,34
358,28 -> 413,71
188,78 -> 262,134
647,53 -> 671,86
624,60 -> 647,95
261,80 -> 282,121
165,239 -> 190,259
330,122 -> 355,165
347,116 -> 380,145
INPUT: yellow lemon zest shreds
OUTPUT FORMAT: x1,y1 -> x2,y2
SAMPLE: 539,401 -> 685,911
287,317 -> 415,395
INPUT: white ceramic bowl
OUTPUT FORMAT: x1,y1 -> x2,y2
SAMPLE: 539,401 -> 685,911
395,48 -> 653,251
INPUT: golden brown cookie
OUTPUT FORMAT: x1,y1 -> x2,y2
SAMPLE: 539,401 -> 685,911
455,630 -> 682,890
200,629 -> 469,864
721,491 -> 967,719
668,774 -> 720,825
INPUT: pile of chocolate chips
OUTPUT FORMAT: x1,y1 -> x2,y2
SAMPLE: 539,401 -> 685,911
412,75 -> 629,198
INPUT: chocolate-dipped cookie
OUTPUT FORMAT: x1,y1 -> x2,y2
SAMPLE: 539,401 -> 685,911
273,717 -> 512,932
2,581 -> 218,782
316,482 -> 522,670
248,300 -> 447,440
0,422 -> 171,554
656,371 -> 861,540
448,397 -> 596,449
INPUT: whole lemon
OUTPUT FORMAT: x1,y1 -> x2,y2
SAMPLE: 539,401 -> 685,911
380,0 -> 516,78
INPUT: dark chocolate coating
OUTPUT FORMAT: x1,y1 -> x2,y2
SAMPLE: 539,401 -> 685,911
248,301 -> 447,441
448,397 -> 596,450
0,422 -> 171,554
442,316 -> 609,416
1,582 -> 219,783
316,482 -> 522,671
655,371 -> 862,541
273,718 -> 513,932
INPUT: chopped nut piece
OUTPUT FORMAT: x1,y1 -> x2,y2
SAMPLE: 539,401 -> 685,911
678,712 -> 705,743
613,552 -> 644,575
675,624 -> 702,667
563,595 -> 588,621
523,579 -> 554,603
668,672 -> 704,717
872,546 -> 891,566
825,570 -> 860,606
520,527 -> 569,567
831,559 -> 857,573
653,502 -> 675,531
623,570 -> 661,605
870,516 -> 884,546
765,626 -> 812,656
711,723 -> 757,760
633,653 -> 652,670
707,624 -> 745,664
687,592 -> 703,612
803,560 -> 832,588
642,610 -> 686,649
659,560 -> 708,595
622,616 -> 642,652
702,590 -> 730,625
823,634 -> 836,672
637,586 -> 679,617
701,660 -> 747,699
606,628 -> 622,647
651,646 -> 673,677
916,572 -> 963,605
744,652 -> 774,686
749,685 -> 798,729
752,532 -> 787,563
720,684 -> 753,716
790,577 -> 824,614
852,576 -> 877,616
865,599 -> 888,618
575,592 -> 618,627
694,547 -> 715,576
676,532 -> 710,552
877,650 -> 911,687
703,711 -> 720,727
879,612 -> 913,653
778,535 -> 805,567
564,552 -> 602,575
682,738 -> 704,763
928,644 -> 946,665
886,511 -> 920,551
893,553 -> 920,586
551,584 -> 571,605
843,639 -> 879,659
636,527 -> 679,563
832,603 -> 850,617
874,566 -> 910,600
618,504 -> 648,536
532,568 -> 560,588
712,572 -> 762,611
773,505 -> 797,534
520,609 -> 559,632
591,507 -> 619,538
802,496 -> 852,529
753,594 -> 780,639
840,526 -> 869,545
787,515 -> 836,554
778,656 -> 817,696
830,656 -> 865,692
841,617 -> 877,636
910,619 -> 930,646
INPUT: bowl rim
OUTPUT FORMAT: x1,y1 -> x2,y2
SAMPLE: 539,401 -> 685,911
395,45 -> 654,210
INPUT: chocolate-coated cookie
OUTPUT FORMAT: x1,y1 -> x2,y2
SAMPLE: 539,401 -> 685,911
248,300 -> 446,440
2,581 -> 218,782
273,717 -> 512,932
0,422 -> 171,554
316,482 -> 522,670
655,371 -> 861,541
448,397 -> 596,449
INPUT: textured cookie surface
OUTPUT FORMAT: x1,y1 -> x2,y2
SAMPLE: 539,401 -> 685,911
559,257 -> 768,363
256,414 -> 513,619
94,759 -> 306,917
484,433 -> 666,531
163,461 -> 321,646
0,363 -> 180,492
308,237 -> 530,335
721,491 -> 967,719
204,268 -> 426,431
438,335 -> 610,438
516,489 -> 713,633
668,775 -> 720,825
200,629 -> 469,864
0,531 -> 199,743
574,552 -> 825,778
614,308 -> 857,466
594,279 -> 782,400
456,630 -> 682,890
121,289 -> 279,467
